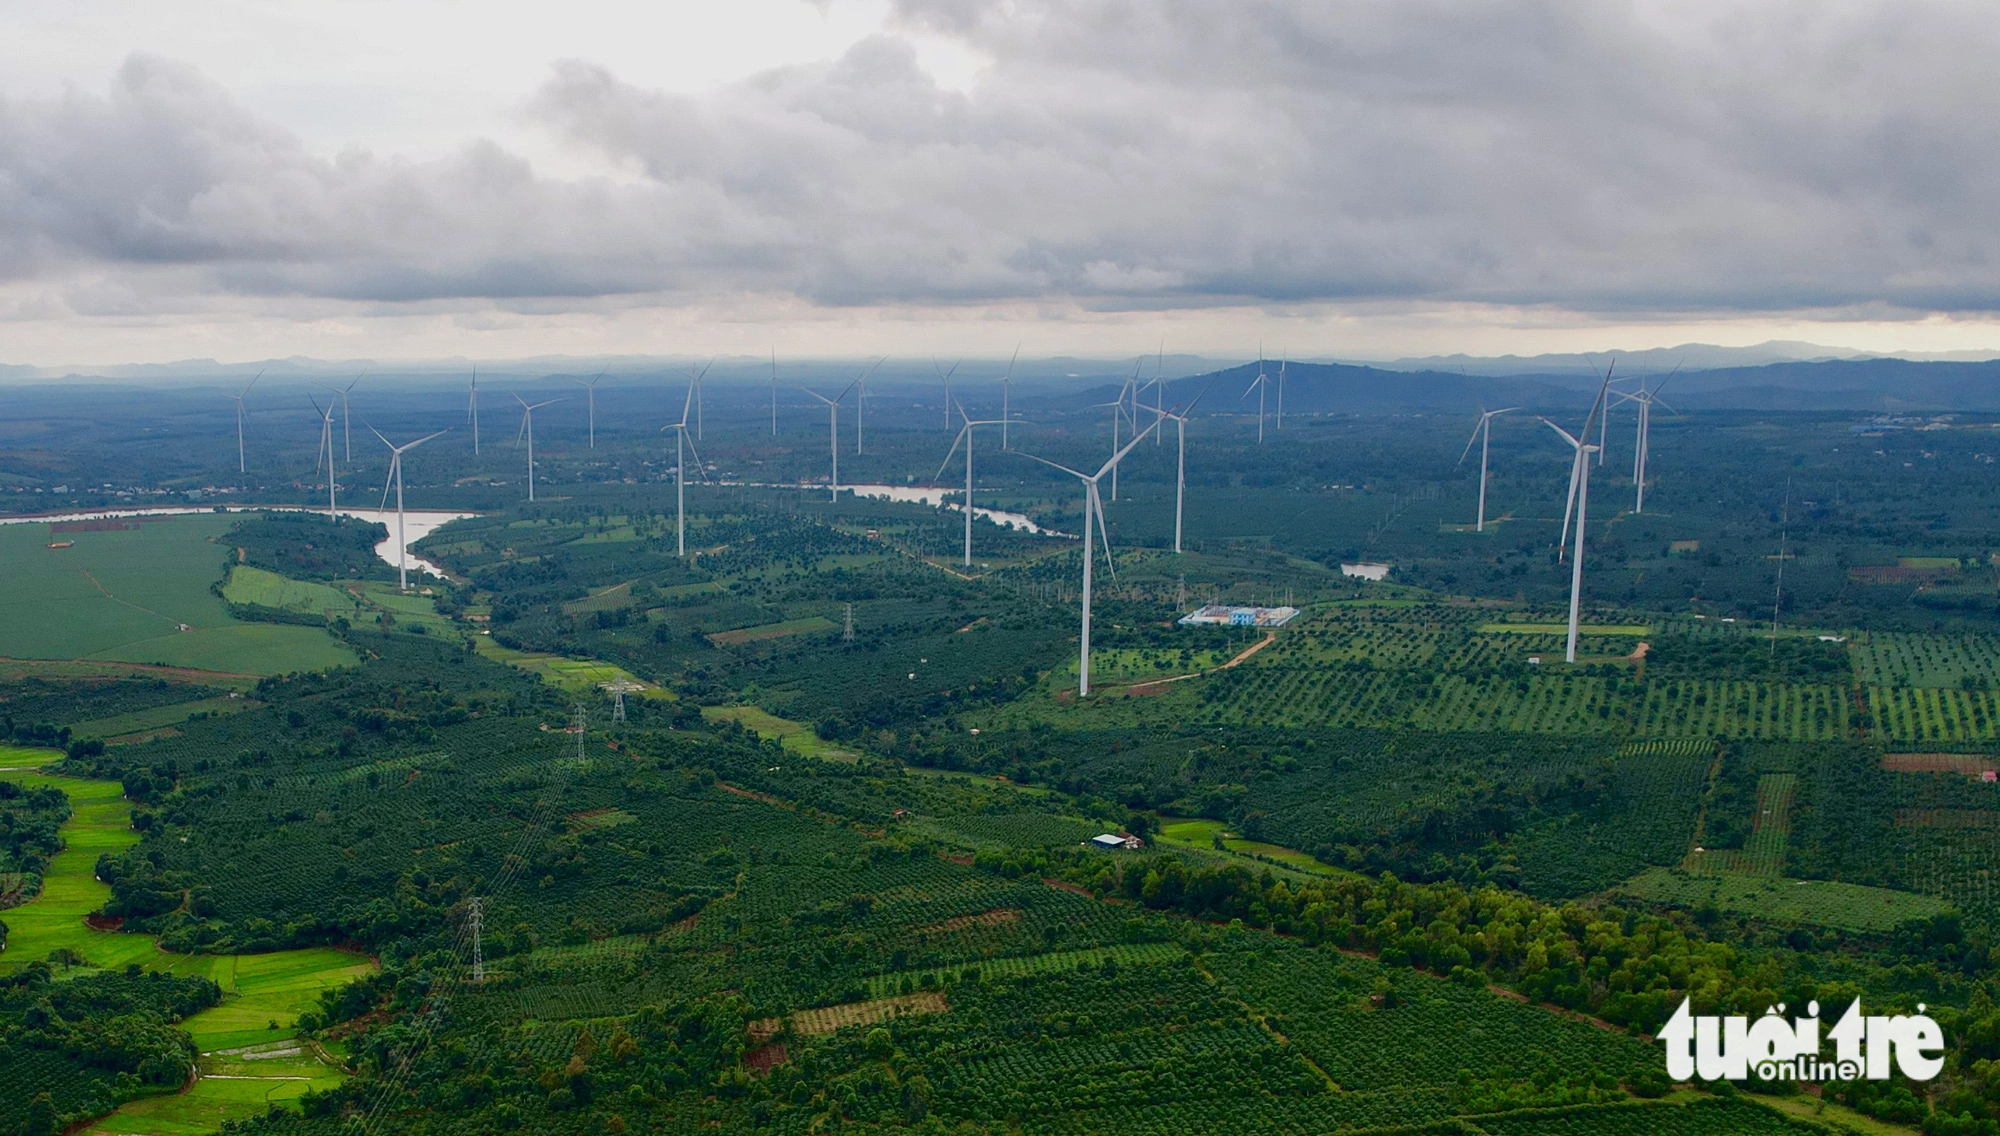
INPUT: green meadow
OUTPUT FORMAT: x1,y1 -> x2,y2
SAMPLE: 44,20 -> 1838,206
0,517 -> 354,675
0,748 -> 373,1131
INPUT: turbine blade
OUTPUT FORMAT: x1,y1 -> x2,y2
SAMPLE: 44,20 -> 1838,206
935,426 -> 969,483
1459,416 -> 1486,464
1092,482 -> 1117,579
682,429 -> 712,483
1021,452 -> 1088,481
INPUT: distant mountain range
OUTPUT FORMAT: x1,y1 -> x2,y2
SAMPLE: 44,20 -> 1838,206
1128,357 -> 2000,414
6,343 -> 2000,411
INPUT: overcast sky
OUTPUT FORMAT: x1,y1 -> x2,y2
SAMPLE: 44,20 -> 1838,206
3,0 -> 1998,366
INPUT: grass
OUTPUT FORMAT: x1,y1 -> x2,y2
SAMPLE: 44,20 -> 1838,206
221,565 -> 360,616
701,704 -> 855,760
0,753 -> 378,1046
471,636 -> 653,694
0,517 -> 355,675
1615,868 -> 1953,933
1156,817 -> 1349,876
706,615 -> 837,647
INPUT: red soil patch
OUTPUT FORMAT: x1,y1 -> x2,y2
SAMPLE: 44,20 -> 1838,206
743,1042 -> 790,1074
84,914 -> 125,932
1883,753 -> 1999,776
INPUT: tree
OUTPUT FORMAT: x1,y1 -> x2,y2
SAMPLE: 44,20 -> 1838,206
23,1092 -> 58,1136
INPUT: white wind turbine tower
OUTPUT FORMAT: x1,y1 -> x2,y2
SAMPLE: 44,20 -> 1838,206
1276,356 -> 1286,431
572,372 -> 604,449
798,378 -> 860,501
852,356 -> 885,455
467,368 -> 480,455
1024,418 -> 1159,698
336,375 -> 359,463
310,395 -> 338,521
1143,382 -> 1213,555
1542,375 -> 1614,663
369,425 -> 448,591
228,372 -> 260,473
1612,369 -> 1677,514
1000,345 -> 1020,449
934,357 -> 961,431
1458,407 -> 1520,532
1558,363 -> 1616,558
935,402 -> 1007,569
660,381 -> 710,557
1243,350 -> 1272,443
514,394 -> 564,502
1152,343 -> 1166,445
688,358 -> 713,441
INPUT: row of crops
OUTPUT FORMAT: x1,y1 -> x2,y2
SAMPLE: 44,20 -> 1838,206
1200,667 -> 1864,741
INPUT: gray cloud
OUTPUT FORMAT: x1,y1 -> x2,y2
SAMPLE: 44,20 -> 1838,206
3,2 -> 1999,316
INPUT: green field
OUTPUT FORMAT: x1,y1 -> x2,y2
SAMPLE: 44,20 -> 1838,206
1617,867 -> 1954,933
1157,816 -> 1349,875
0,749 -> 374,1131
472,636 -> 651,693
69,695 -> 255,741
702,704 -> 856,759
0,517 -> 355,675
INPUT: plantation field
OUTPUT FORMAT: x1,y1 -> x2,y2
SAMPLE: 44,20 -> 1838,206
1866,685 -> 2000,742
1615,867 -> 1953,933
700,704 -> 855,759
863,942 -> 1187,997
706,615 -> 837,646
69,694 -> 254,740
914,811 -> 1105,849
1852,631 -> 2000,688
1477,622 -> 1653,636
0,517 -> 355,675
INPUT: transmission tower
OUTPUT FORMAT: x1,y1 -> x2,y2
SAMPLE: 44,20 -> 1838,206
843,603 -> 854,643
467,897 -> 484,984
601,678 -> 642,722
574,703 -> 586,761
1176,574 -> 1187,609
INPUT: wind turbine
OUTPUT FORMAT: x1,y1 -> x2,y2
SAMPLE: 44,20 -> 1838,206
687,358 -> 713,441
799,378 -> 860,501
1558,363 -> 1616,556
661,381 -> 710,557
934,356 -> 961,431
369,425 -> 448,592
1613,369 -> 1678,514
1276,356 -> 1287,431
228,372 -> 261,473
337,375 -> 359,463
1096,360 -> 1144,502
467,367 -> 480,455
309,395 -> 338,521
1023,418 -> 1159,698
1152,343 -> 1166,445
1458,407 -> 1520,532
572,372 -> 604,449
514,395 -> 564,502
1142,383 -> 1213,554
1001,345 -> 1020,449
1542,374 -> 1615,664
935,402 -> 1007,569
1243,349 -> 1272,443
852,356 -> 885,455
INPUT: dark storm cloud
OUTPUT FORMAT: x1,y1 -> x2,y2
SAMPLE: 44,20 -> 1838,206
3,2 -> 1998,314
